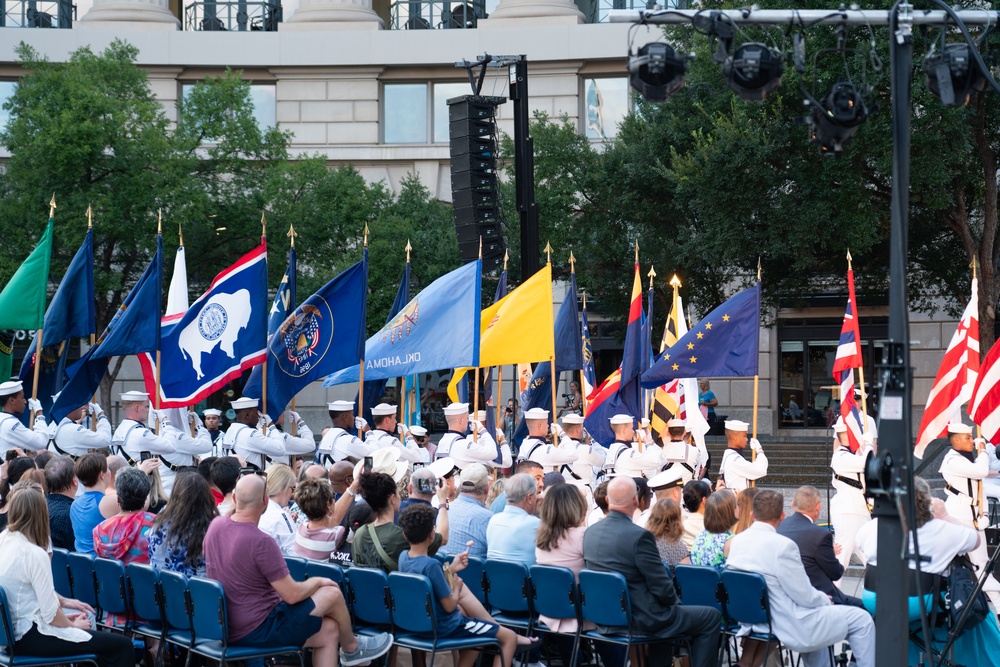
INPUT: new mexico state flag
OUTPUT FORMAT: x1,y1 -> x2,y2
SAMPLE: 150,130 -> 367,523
449,263 -> 554,402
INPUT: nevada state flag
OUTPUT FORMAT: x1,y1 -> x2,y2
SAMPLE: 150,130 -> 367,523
139,243 -> 268,406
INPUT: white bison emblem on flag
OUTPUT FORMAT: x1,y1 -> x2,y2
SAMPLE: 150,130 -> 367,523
178,289 -> 253,379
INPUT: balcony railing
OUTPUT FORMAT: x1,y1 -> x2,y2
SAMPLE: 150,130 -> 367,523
592,0 -> 686,24
0,0 -> 75,27
184,0 -> 282,31
389,0 -> 487,30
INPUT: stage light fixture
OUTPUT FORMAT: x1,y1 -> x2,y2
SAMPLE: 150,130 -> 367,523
723,42 -> 784,102
925,43 -> 986,108
627,42 -> 688,103
807,80 -> 869,157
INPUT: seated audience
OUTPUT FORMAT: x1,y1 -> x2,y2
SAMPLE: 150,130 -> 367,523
293,478 -> 346,561
44,456 -> 78,551
587,480 -> 610,526
486,473 -> 540,563
0,457 -> 38,530
690,490 -> 737,572
647,499 -> 690,567
211,456 -> 241,514
681,480 -> 710,549
94,466 -> 155,566
70,453 -> 112,555
258,464 -> 298,555
398,467 -> 439,516
288,464 -> 330,525
148,471 -> 218,576
733,487 -> 759,534
439,464 -> 492,559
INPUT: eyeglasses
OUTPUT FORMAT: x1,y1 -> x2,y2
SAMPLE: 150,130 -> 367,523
240,468 -> 267,478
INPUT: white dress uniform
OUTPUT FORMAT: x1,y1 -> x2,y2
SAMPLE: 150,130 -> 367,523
113,416 -> 180,489
365,428 -> 430,464
527,441 -> 579,472
49,412 -> 112,458
829,439 -> 873,572
939,443 -> 1000,607
661,439 -> 700,484
317,427 -> 377,466
0,411 -> 49,456
719,445 -> 768,492
155,418 -> 213,495
223,421 -> 286,471
832,414 -> 878,443
983,442 -> 1000,501
614,443 -> 664,478
266,417 -> 316,466
449,427 -> 507,469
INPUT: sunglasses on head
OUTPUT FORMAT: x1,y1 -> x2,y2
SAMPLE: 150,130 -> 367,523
240,468 -> 267,478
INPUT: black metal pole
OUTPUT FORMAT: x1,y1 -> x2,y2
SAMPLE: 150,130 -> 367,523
510,56 -> 539,282
874,5 -> 913,667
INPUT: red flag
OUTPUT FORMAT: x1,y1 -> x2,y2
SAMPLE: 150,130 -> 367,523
971,334 -> 1000,443
915,278 -> 979,456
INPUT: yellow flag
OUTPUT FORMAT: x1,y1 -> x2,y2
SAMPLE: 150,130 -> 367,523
448,264 -> 554,402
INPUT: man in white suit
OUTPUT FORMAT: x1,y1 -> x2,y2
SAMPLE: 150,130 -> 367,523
727,490 -> 874,667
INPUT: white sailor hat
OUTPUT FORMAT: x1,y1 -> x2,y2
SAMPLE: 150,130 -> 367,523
524,407 -> 550,420
562,413 -> 585,425
328,400 -> 355,412
203,408 -> 222,417
833,421 -> 848,433
120,390 -> 150,403
371,447 -> 409,484
947,423 -> 973,435
666,418 -> 686,429
648,468 -> 685,491
230,397 -> 259,411
371,403 -> 397,417
474,410 -> 488,422
442,403 -> 469,416
725,419 -> 750,432
427,456 -> 459,480
609,414 -> 634,425
0,381 -> 23,397
410,425 -> 428,437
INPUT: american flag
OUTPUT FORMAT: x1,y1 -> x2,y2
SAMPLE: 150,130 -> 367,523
915,278 -> 979,457
831,267 -> 865,452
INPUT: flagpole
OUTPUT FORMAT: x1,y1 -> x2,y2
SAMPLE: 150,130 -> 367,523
154,210 -> 163,436
496,250 -> 509,439
84,205 -> 100,433
646,266 -> 656,420
287,225 -> 298,437
399,240 -> 412,443
847,251 -> 870,437
969,257 -> 987,528
752,259 -> 761,470
581,291 -> 588,416
261,213 -> 268,437
473,238 -> 484,444
357,224 -> 369,438
543,243 -> 559,439
30,196 -> 56,408
175,222 -> 198,438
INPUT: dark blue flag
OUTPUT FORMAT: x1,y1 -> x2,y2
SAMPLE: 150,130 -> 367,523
357,260 -> 409,426
268,246 -> 296,338
641,282 -> 760,388
513,272 -> 582,444
483,268 -> 508,443
245,252 -> 368,420
19,230 -> 95,414
52,236 -> 162,422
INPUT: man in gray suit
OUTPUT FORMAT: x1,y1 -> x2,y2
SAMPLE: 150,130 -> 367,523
728,490 -> 874,667
583,476 -> 721,667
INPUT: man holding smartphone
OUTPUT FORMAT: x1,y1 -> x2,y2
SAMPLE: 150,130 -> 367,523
0,380 -> 49,458
398,467 -> 440,515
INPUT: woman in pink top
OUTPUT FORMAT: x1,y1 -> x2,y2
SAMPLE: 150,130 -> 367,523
535,485 -> 593,631
293,478 -> 346,560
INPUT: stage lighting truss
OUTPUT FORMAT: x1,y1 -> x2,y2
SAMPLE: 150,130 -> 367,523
626,14 -> 695,103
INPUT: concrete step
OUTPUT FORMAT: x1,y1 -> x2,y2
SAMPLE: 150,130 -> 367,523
703,437 -> 834,487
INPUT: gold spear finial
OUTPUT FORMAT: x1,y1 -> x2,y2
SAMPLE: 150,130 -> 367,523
405,239 -> 412,263
363,223 -> 369,248
157,209 -> 163,235
287,224 -> 297,249
757,257 -> 762,281
49,194 -> 56,218
569,251 -> 576,273
634,239 -> 639,264
544,241 -> 552,264
670,274 -> 682,290
647,265 -> 656,290
178,222 -> 184,247
260,212 -> 267,239
479,237 -> 483,259
582,291 -> 587,308
86,205 -> 93,230
503,249 -> 509,272
971,256 -> 979,280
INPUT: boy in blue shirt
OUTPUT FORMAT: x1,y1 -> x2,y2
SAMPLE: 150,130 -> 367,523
398,504 -> 535,667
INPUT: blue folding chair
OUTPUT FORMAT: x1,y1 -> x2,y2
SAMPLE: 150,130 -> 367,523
388,571 -> 502,667
457,555 -> 487,606
721,570 -> 791,665
50,548 -> 72,598
304,560 -> 345,587
578,569 -> 689,664
484,559 -> 534,632
529,565 -> 583,667
159,569 -> 195,660
344,567 -> 391,636
0,588 -> 99,667
93,557 -> 131,632
674,564 -> 737,663
67,551 -> 98,608
186,577 -> 304,667
285,557 -> 309,582
127,563 -> 167,665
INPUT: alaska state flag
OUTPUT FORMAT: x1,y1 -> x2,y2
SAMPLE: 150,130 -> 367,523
139,243 -> 268,406
248,253 -> 368,419
324,260 -> 481,386
51,237 -> 162,422
641,282 -> 761,388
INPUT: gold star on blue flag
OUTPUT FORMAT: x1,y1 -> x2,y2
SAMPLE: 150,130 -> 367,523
641,282 -> 760,387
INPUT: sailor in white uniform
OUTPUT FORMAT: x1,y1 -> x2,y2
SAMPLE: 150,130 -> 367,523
0,380 -> 49,457
518,407 -> 578,473
111,391 -> 180,491
154,407 -> 214,494
316,400 -> 373,466
829,421 -> 873,573
437,402 -> 509,469
661,418 -> 701,485
718,419 -> 767,492
364,403 -> 429,463
203,408 -> 225,457
48,397 -> 111,459
559,413 -> 606,479
222,396 -> 286,471
264,409 -> 316,466
604,414 -> 662,476
939,422 -> 1000,608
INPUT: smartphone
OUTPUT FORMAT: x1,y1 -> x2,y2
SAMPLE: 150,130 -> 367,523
416,477 -> 435,493
412,462 -> 426,470
140,451 -> 152,462
5,450 -> 18,462
363,456 -> 373,474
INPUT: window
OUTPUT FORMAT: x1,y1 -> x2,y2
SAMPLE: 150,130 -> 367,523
180,82 -> 276,133
383,81 -> 475,144
0,81 -> 16,132
583,77 -> 629,140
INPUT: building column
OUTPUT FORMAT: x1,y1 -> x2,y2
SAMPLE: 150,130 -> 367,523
483,0 -> 584,24
78,0 -> 180,29
281,0 -> 384,30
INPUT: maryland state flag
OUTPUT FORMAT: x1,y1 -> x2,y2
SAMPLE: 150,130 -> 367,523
649,295 -> 684,444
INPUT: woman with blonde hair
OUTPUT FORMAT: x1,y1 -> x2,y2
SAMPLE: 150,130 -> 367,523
690,490 -> 737,572
734,487 -> 760,534
646,499 -> 690,567
0,483 -> 134,667
258,464 -> 298,555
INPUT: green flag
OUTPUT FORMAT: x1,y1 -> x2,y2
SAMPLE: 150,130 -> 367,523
0,331 -> 13,382
0,218 -> 54,331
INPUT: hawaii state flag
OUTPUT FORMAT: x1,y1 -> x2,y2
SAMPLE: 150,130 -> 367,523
831,267 -> 865,452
